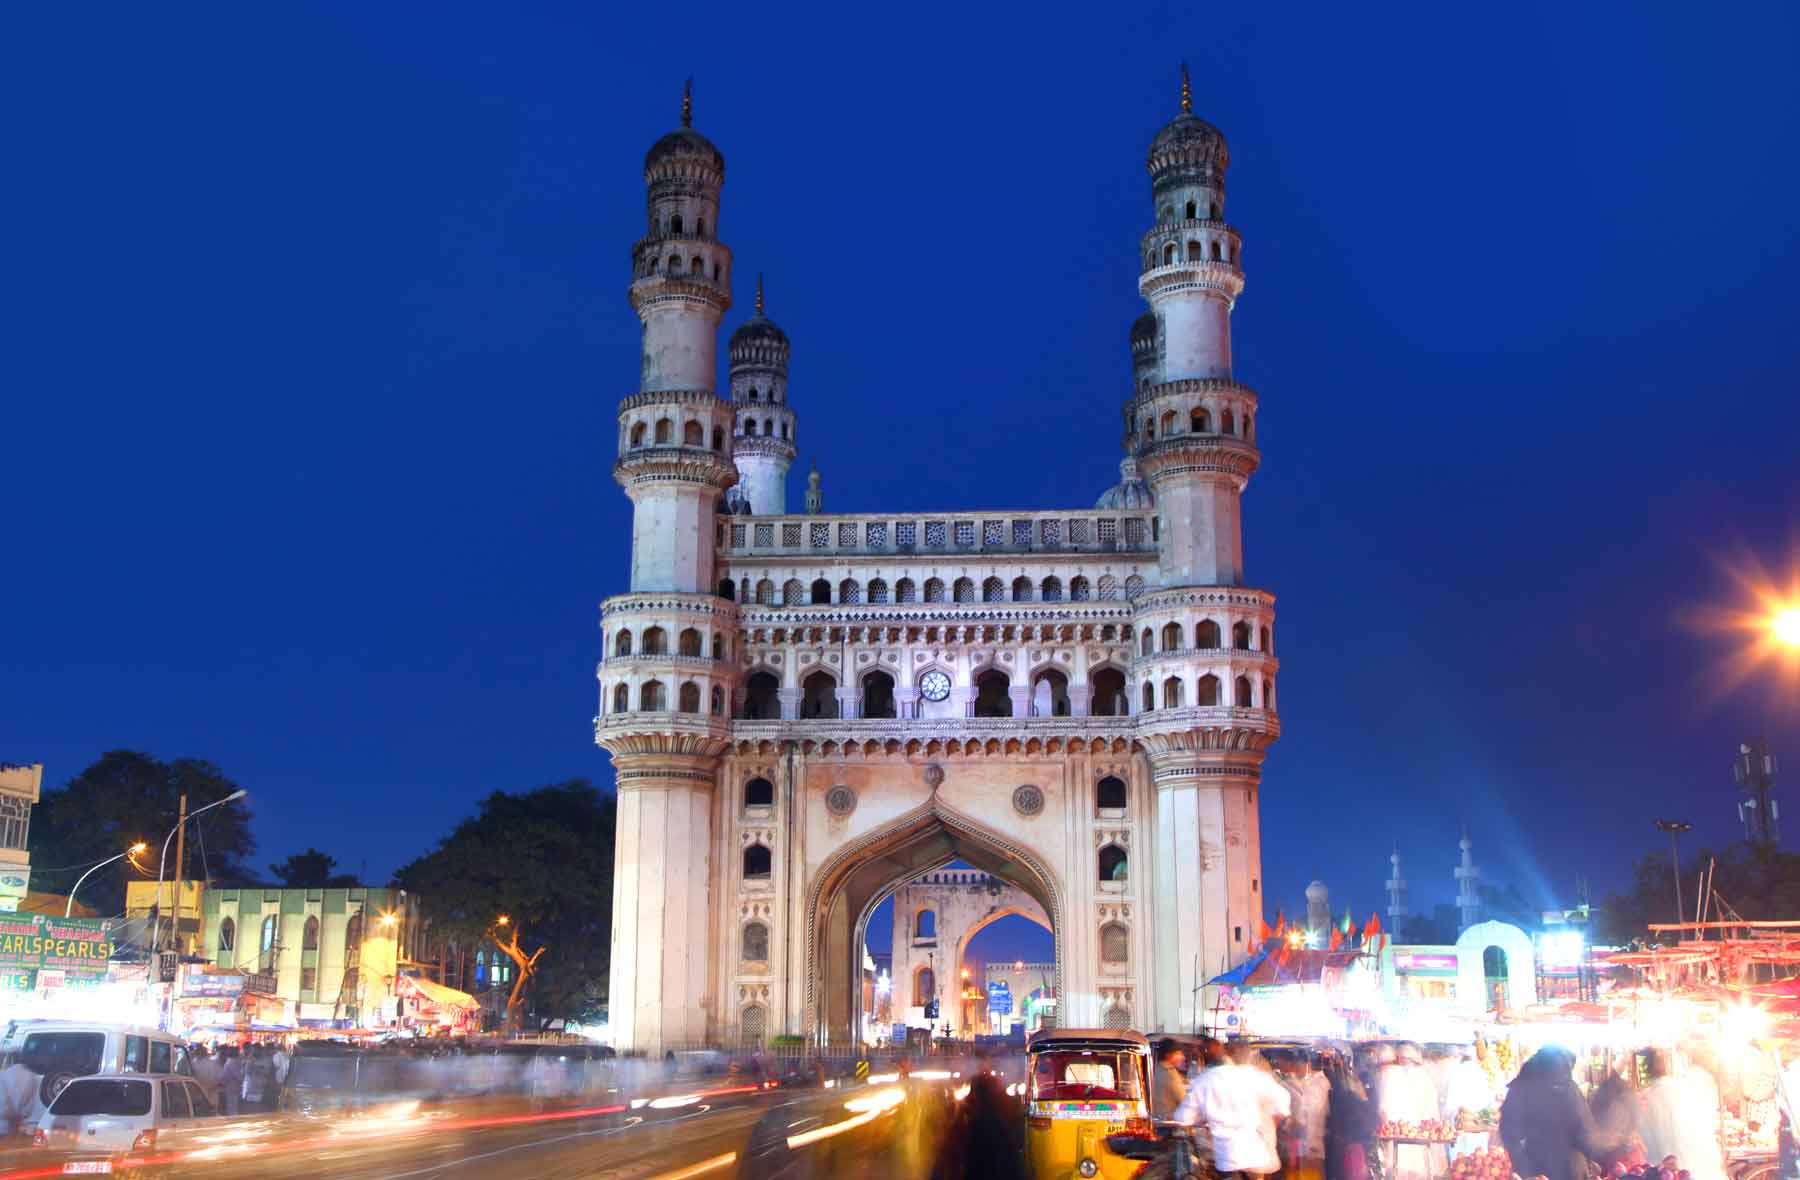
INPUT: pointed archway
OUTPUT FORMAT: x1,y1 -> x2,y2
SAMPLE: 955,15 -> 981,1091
805,798 -> 1064,1045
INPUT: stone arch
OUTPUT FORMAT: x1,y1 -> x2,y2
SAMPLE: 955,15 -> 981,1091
1161,622 -> 1183,651
1162,675 -> 1184,708
639,680 -> 666,711
611,682 -> 629,714
953,578 -> 975,603
654,418 -> 672,444
838,578 -> 861,603
1096,775 -> 1128,811
682,420 -> 703,446
1069,576 -> 1090,601
1454,920 -> 1538,1015
804,798 -> 1065,1045
866,578 -> 888,603
810,578 -> 831,604
678,627 -> 702,657
1197,674 -> 1220,707
641,626 -> 667,655
678,681 -> 701,712
1192,407 -> 1210,433
861,669 -> 896,718
923,578 -> 945,603
1011,576 -> 1033,602
801,669 -> 838,718
1197,619 -> 1221,649
614,629 -> 633,657
1234,675 -> 1253,707
973,668 -> 1012,717
783,579 -> 805,605
1100,920 -> 1129,963
1040,576 -> 1063,602
741,670 -> 780,719
982,577 -> 1005,603
744,776 -> 775,808
1099,844 -> 1129,882
895,577 -> 917,603
1031,666 -> 1070,717
1091,666 -> 1129,716
629,421 -> 646,447
952,902 -> 1054,995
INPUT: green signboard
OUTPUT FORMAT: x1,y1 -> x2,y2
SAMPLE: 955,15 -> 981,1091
0,915 -> 117,989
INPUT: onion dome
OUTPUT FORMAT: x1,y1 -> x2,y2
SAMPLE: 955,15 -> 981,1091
1095,456 -> 1155,510
1148,65 -> 1228,179
1306,880 -> 1329,902
645,81 -> 725,177
729,277 -> 789,360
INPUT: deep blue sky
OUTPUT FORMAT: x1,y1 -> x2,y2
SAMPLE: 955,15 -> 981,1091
6,4 -> 1799,948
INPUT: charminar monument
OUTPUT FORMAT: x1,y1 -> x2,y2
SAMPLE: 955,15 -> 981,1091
596,70 -> 1279,1052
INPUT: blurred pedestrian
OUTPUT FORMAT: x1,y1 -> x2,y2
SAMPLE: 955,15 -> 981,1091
1378,1043 -> 1442,1180
1588,1064 -> 1642,1170
0,1053 -> 40,1136
1324,1052 -> 1376,1180
929,1071 -> 1022,1180
1498,1046 -> 1613,1180
1155,1041 -> 1191,1121
1175,1040 -> 1291,1178
219,1047 -> 244,1116
1640,1049 -> 1725,1180
1278,1053 -> 1329,1180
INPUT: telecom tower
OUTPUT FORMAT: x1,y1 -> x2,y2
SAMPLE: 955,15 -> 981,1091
1735,738 -> 1781,845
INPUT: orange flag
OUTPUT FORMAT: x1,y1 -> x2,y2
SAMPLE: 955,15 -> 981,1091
1259,916 -> 1275,945
1274,909 -> 1286,937
1328,925 -> 1344,951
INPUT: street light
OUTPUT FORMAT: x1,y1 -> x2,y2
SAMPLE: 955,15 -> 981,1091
1773,607 -> 1800,649
66,843 -> 147,917
1654,819 -> 1693,925
151,790 -> 247,955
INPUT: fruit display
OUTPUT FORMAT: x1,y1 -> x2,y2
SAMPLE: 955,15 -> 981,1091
1473,1036 -> 1518,1093
1607,1163 -> 1693,1180
1448,1146 -> 1511,1180
1377,1118 -> 1457,1142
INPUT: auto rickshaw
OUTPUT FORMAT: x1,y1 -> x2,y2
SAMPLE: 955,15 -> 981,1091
1024,1028 -> 1154,1180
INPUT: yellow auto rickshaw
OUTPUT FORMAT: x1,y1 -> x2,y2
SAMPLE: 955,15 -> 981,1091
1024,1028 -> 1155,1180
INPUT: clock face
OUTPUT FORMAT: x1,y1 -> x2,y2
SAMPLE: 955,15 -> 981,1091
919,671 -> 952,702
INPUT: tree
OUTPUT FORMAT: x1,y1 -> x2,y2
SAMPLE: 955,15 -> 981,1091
33,752 -> 257,916
394,780 -> 615,1025
269,848 -> 358,889
1601,842 -> 1800,943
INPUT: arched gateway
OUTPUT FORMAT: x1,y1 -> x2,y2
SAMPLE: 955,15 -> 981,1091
596,78 -> 1283,1053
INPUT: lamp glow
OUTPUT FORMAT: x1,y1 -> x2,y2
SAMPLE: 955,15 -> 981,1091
1774,608 -> 1800,649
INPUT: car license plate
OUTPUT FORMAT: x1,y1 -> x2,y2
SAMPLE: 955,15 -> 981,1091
62,1163 -> 112,1174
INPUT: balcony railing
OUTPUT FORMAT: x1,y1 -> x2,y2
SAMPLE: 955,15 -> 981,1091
719,509 -> 1157,560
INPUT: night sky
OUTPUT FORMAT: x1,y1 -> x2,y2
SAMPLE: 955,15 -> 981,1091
6,4 -> 1799,964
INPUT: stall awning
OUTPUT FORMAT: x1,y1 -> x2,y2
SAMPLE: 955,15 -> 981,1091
398,975 -> 478,1011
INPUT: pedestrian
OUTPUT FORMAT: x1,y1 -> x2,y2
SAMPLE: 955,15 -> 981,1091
1277,1053 -> 1329,1180
1155,1041 -> 1191,1121
1439,1044 -> 1494,1159
0,1052 -> 41,1137
1640,1049 -> 1726,1180
189,1045 -> 221,1112
1498,1046 -> 1614,1180
219,1047 -> 244,1116
1174,1039 -> 1292,1178
1588,1063 -> 1643,1171
1324,1051 -> 1377,1180
928,1071 -> 1024,1180
1378,1043 -> 1443,1180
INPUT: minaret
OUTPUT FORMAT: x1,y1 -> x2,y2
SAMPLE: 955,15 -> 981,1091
727,277 -> 796,515
1386,847 -> 1409,931
804,461 -> 823,514
617,80 -> 739,592
1455,828 -> 1483,931
1140,66 -> 1280,1033
598,83 -> 740,1054
1305,880 -> 1330,942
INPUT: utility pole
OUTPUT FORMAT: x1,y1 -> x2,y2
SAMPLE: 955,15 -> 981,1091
169,794 -> 188,956
1654,819 -> 1692,925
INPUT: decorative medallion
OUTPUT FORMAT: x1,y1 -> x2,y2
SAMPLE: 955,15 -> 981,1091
1012,784 -> 1045,817
825,785 -> 857,817
922,763 -> 945,790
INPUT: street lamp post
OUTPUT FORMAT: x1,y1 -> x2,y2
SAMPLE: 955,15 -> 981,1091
1654,819 -> 1693,925
150,790 -> 247,957
66,844 -> 147,917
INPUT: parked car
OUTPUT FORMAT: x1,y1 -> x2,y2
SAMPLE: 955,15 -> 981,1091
31,1074 -> 223,1173
0,1021 -> 194,1107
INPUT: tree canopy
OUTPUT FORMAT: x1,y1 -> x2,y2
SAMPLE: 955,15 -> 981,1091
33,751 -> 256,916
1600,842 -> 1800,942
394,780 -> 615,1022
269,848 -> 359,888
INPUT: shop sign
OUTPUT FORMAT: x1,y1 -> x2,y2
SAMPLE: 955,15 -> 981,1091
1394,953 -> 1458,973
182,967 -> 246,998
243,970 -> 277,996
0,915 -> 116,989
0,872 -> 28,913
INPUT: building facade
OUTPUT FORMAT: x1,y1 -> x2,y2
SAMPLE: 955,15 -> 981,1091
0,764 -> 41,913
887,868 -> 1049,1037
597,75 -> 1280,1051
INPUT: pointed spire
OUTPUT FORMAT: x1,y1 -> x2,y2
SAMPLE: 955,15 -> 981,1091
1180,61 -> 1192,114
681,78 -> 693,128
755,273 -> 765,316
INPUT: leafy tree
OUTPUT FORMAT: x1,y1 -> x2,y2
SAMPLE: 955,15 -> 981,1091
269,848 -> 358,888
33,751 -> 256,915
394,780 -> 615,1025
1601,842 -> 1800,943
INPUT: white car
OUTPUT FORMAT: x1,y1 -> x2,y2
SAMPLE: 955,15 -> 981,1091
31,1074 -> 224,1174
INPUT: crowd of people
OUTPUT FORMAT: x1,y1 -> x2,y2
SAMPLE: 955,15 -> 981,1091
187,1042 -> 291,1114
1149,1037 -> 1730,1180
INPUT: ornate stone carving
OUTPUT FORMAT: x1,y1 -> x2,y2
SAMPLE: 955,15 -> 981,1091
923,763 -> 944,790
825,785 -> 857,817
1012,784 -> 1045,817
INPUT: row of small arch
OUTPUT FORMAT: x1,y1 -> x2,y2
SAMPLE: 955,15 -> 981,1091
720,574 -> 1148,605
738,666 -> 1133,720
639,253 -> 724,281
1138,406 -> 1253,441
738,773 -> 1128,812
1143,672 -> 1269,710
1141,620 -> 1272,655
612,626 -> 727,660
627,418 -> 726,450
739,417 -> 791,439
610,680 -> 726,715
1150,238 -> 1234,267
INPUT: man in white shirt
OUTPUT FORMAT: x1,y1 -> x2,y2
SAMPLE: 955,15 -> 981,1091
1174,1041 -> 1292,1177
0,1054 -> 42,1137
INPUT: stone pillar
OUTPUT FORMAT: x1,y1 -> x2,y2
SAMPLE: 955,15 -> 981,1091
607,751 -> 720,1053
1150,751 -> 1263,1033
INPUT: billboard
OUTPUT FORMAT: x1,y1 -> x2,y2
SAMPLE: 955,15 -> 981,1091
0,915 -> 116,989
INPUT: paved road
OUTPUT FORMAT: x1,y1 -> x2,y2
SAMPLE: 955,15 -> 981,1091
0,1081 -> 931,1180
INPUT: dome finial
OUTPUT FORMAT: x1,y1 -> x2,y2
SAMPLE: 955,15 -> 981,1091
1180,61 -> 1192,114
681,77 -> 693,128
755,273 -> 765,316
